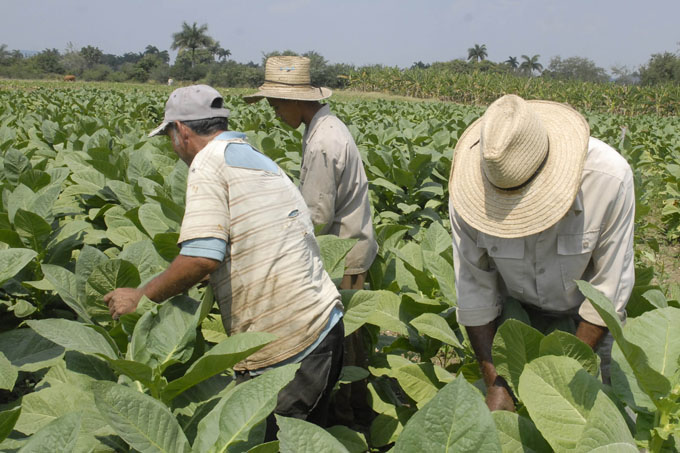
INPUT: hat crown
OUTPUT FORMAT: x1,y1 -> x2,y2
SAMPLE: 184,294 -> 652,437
480,95 -> 549,189
264,56 -> 312,86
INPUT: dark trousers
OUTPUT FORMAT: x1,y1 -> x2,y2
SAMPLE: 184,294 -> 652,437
235,319 -> 345,442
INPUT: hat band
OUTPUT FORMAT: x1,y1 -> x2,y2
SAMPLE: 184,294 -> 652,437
263,79 -> 314,87
485,140 -> 550,192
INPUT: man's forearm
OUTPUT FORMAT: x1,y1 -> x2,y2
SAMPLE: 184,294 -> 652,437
142,255 -> 220,302
466,322 -> 500,387
575,319 -> 608,350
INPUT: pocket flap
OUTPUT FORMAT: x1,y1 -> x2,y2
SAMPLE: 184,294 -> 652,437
557,230 -> 599,255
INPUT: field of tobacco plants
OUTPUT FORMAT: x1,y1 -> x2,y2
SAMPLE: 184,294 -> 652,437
0,81 -> 679,452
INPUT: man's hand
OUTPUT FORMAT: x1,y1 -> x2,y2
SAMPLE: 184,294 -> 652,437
104,288 -> 143,320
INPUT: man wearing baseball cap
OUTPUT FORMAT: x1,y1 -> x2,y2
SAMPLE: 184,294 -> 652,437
449,94 -> 634,411
105,84 -> 345,438
245,56 -> 378,427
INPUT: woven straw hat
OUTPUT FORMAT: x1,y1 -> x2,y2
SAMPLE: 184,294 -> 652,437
449,94 -> 589,238
243,56 -> 332,103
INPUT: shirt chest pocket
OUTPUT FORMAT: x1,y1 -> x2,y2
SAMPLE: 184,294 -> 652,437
557,230 -> 599,290
478,234 -> 525,296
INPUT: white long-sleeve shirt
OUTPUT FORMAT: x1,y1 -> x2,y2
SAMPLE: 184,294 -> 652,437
450,137 -> 635,327
300,104 -> 378,274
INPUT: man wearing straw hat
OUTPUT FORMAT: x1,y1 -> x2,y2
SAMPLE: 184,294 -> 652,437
449,94 -> 634,411
245,56 -> 378,427
105,84 -> 345,439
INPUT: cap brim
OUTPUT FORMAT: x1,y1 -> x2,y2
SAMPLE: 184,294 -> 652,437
148,121 -> 170,137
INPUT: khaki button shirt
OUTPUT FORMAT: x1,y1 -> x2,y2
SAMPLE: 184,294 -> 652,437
301,105 -> 378,274
450,138 -> 635,327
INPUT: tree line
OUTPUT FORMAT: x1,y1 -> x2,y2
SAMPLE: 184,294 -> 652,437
0,24 -> 678,88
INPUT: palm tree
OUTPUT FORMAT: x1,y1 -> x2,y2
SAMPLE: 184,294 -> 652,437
208,41 -> 231,62
467,44 -> 488,63
519,54 -> 543,76
171,22 -> 214,68
505,56 -> 519,70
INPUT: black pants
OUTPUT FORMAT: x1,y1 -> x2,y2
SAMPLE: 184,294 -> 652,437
235,320 -> 345,442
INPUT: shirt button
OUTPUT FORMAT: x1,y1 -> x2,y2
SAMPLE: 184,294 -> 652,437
583,241 -> 589,248
491,246 -> 498,252
537,268 -> 545,275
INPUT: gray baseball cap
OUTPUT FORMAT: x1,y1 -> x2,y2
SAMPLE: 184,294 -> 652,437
148,84 -> 231,137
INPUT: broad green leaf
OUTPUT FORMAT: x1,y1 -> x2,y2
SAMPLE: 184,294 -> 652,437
491,411 -> 551,453
43,351 -> 116,387
326,425 -> 368,453
104,359 -> 154,387
246,441 -> 280,453
41,264 -> 92,323
86,259 -> 141,320
421,221 -> 451,255
14,209 -> 51,249
14,381 -> 115,452
26,319 -> 118,360
0,328 -> 63,372
17,411 -> 81,453
611,307 -> 680,412
0,352 -> 17,391
369,413 -> 402,447
576,280 -> 670,402
317,235 -> 357,280
138,203 -> 179,239
119,239 -> 169,281
394,376 -> 501,452
0,248 -> 37,286
194,364 -> 299,453
153,232 -> 181,261
338,365 -> 370,384
573,392 -> 636,452
129,296 -> 198,370
106,180 -> 141,209
641,289 -> 668,309
93,381 -> 191,453
539,330 -> 600,377
518,355 -> 630,452
343,290 -> 408,336
410,312 -> 462,348
492,319 -> 544,393
75,245 -> 108,298
276,416 -> 350,453
422,250 -> 457,304
0,406 -> 21,444
390,363 -> 441,407
162,331 -> 276,403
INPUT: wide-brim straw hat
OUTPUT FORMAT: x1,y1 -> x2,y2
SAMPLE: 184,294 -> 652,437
243,56 -> 332,103
449,94 -> 589,238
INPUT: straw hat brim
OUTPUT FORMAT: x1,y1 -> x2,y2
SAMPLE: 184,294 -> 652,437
449,100 -> 589,238
244,86 -> 332,104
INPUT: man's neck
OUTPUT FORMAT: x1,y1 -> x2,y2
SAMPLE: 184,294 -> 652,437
301,102 -> 324,127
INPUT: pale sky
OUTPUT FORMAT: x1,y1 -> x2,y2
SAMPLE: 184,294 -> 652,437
1,0 -> 678,72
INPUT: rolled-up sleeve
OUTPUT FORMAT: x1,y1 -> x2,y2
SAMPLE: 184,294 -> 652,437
449,201 -> 502,326
578,168 -> 635,326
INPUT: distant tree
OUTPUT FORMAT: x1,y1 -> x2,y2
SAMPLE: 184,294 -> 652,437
519,54 -> 543,76
33,48 -> 64,74
80,45 -> 103,67
0,44 -> 10,62
505,56 -> 519,69
144,45 -> 160,55
639,52 -> 680,85
467,44 -> 488,63
544,56 -> 608,83
171,22 -> 215,68
610,65 -> 639,85
411,61 -> 430,69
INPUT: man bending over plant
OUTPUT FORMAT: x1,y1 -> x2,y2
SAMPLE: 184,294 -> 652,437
448,94 -> 634,411
104,84 -> 344,439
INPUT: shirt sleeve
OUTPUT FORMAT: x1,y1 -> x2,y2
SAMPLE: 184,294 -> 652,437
578,167 -> 635,326
299,136 -> 344,234
178,154 -> 230,244
449,200 -> 503,326
180,237 -> 227,262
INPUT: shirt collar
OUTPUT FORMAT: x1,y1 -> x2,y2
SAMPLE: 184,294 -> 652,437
215,131 -> 247,141
570,191 -> 584,214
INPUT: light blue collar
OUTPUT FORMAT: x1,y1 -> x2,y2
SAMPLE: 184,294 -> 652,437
215,131 -> 247,141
